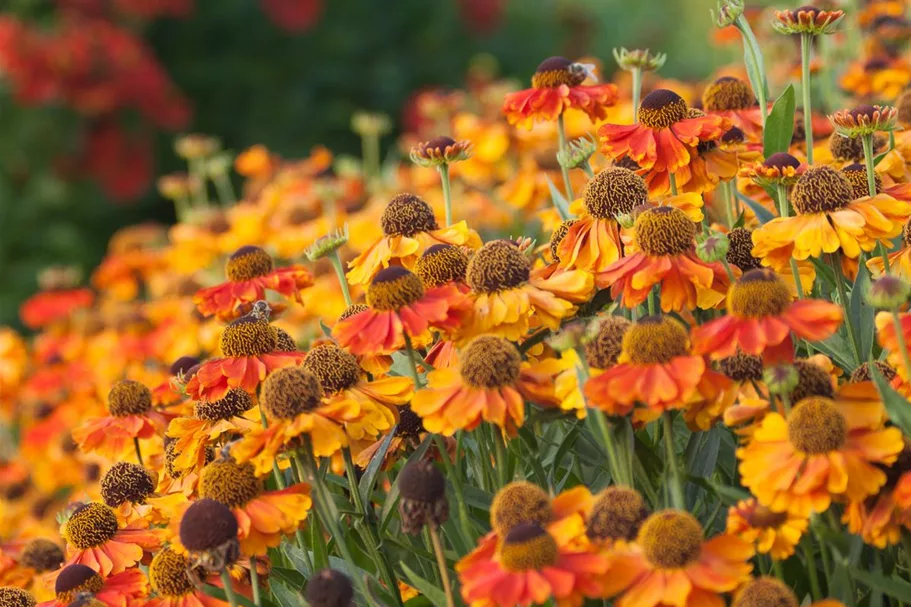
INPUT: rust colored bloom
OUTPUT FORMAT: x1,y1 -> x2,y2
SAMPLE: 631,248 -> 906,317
725,498 -> 807,559
193,246 -> 312,321
410,136 -> 473,167
333,267 -> 467,355
829,104 -> 898,138
503,56 -> 618,128
41,564 -> 148,607
691,269 -> 843,364
772,5 -> 845,36
61,502 -> 162,575
739,153 -> 806,189
596,206 -> 731,311
843,442 -> 911,548
599,89 -> 731,195
19,288 -> 94,330
702,77 -> 764,142
584,316 -> 735,427
738,383 -> 905,516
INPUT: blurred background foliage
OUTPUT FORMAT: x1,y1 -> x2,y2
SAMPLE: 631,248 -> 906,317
0,0 -> 765,326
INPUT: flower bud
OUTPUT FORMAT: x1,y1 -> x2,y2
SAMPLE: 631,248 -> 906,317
557,135 -> 598,170
868,276 -> 911,310
612,48 -> 667,73
696,230 -> 730,263
763,364 -> 799,396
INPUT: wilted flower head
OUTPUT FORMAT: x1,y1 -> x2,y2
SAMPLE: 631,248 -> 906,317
304,226 -> 350,261
612,47 -> 667,73
868,275 -> 911,309
410,136 -> 473,167
772,5 -> 845,36
556,134 -> 598,170
829,104 -> 899,137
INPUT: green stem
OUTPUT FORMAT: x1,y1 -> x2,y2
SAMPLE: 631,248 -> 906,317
647,288 -> 657,316
556,112 -> 574,201
892,310 -> 911,380
631,68 -> 642,124
862,133 -> 892,273
214,173 -> 237,207
433,435 -> 475,546
219,569 -> 240,607
736,14 -> 768,129
800,33 -> 815,165
669,172 -> 678,196
133,437 -> 143,467
439,164 -> 453,227
721,259 -> 736,283
249,556 -> 262,607
401,332 -> 423,389
258,406 -> 287,490
429,526 -> 456,607
780,392 -> 792,416
804,543 -> 823,600
172,194 -> 191,222
190,158 -> 211,207
662,412 -> 685,509
721,179 -> 735,228
491,426 -> 509,488
581,161 -> 595,178
772,558 -> 785,581
329,251 -> 353,307
832,253 -> 862,365
574,348 -> 628,486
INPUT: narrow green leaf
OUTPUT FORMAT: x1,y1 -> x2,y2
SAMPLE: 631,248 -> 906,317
850,261 -> 875,362
545,175 -> 572,221
851,568 -> 911,601
813,332 -> 856,370
763,84 -> 796,157
318,318 -> 332,338
358,427 -> 397,507
282,543 -> 313,577
401,562 -> 448,607
271,580 -> 304,607
875,130 -> 896,166
736,191 -> 775,225
870,366 -> 911,436
270,566 -> 306,590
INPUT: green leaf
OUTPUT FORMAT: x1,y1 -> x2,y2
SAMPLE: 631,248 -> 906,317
850,261 -> 875,362
401,562 -> 448,607
200,584 -> 259,607
735,191 -> 775,225
763,84 -> 796,157
358,427 -> 397,507
271,566 -> 306,590
318,318 -> 332,338
545,175 -> 572,221
870,365 -> 911,436
851,567 -> 911,601
271,579 -> 304,607
875,130 -> 896,166
282,543 -> 313,577
813,332 -> 856,370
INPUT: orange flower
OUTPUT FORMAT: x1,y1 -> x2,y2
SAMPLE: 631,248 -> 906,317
725,498 -> 807,559
843,443 -> 911,548
460,240 -> 593,341
19,288 -> 94,330
875,311 -> 911,381
503,56 -> 618,128
602,510 -> 753,607
185,313 -> 306,402
61,503 -> 162,576
40,564 -> 148,607
599,89 -> 731,190
194,246 -> 312,321
596,206 -> 730,311
691,269 -> 843,364
738,382 -> 905,517
333,267 -> 467,355
147,547 -> 239,607
702,77 -> 765,143
731,577 -> 845,607
867,216 -> 911,279
584,316 -> 734,426
412,336 -> 560,435
72,380 -> 170,459
346,193 -> 480,286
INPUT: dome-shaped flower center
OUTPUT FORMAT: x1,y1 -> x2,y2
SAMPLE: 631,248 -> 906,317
790,360 -> 835,405
220,316 -> 278,357
787,397 -> 848,454
261,366 -> 323,419
107,379 -> 152,417
165,439 -> 213,479
394,405 -> 425,440
585,316 -> 631,369
466,240 -> 531,292
634,206 -> 696,256
638,510 -> 704,569
225,246 -> 274,282
621,315 -> 690,365
100,462 -> 155,507
199,459 -> 263,508
829,134 -> 866,163
366,267 -> 425,311
732,576 -> 799,607
719,351 -> 764,381
339,303 -> 368,321
841,163 -> 882,200
306,569 -> 354,607
583,167 -> 649,219
586,486 -> 649,542
302,344 -> 362,395
149,547 -> 196,598
195,388 -> 253,421
498,524 -> 559,572
274,328 -> 298,352
721,126 -> 746,145
637,89 -> 689,129
381,194 -> 439,237
63,503 -> 119,550
791,166 -> 854,214
531,56 -> 586,88
397,460 -> 446,504
414,244 -> 469,288
850,360 -> 897,383
459,335 -> 521,389
549,220 -> 576,263
490,481 -> 553,536
726,228 -> 763,271
703,77 -> 755,111
179,498 -> 239,552
55,564 -> 104,604
728,269 -> 792,318
20,539 -> 64,573
763,152 -> 801,171
0,588 -> 35,607
747,504 -> 789,529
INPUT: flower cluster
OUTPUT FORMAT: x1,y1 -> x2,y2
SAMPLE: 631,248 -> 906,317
8,4 -> 911,607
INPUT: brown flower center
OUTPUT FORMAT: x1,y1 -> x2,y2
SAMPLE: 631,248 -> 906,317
638,89 -> 689,129
842,163 -> 882,199
149,547 -> 196,598
622,315 -> 690,365
585,316 -> 632,369
549,220 -> 577,262
732,576 -> 799,607
634,206 -> 696,256
791,166 -> 854,214
260,366 -> 323,419
498,524 -> 559,571
415,244 -> 469,288
459,335 -> 521,389
199,459 -> 263,508
195,388 -> 253,421
586,486 -> 649,542
638,510 -> 704,569
583,167 -> 649,219
303,343 -> 361,394
100,462 -> 155,507
728,269 -> 792,318
748,504 -> 789,529
466,240 -> 531,292
220,316 -> 278,357
55,564 -> 104,604
107,379 -> 152,417
531,56 -> 586,88
702,77 -> 755,111
225,246 -> 274,282
790,360 -> 835,404
787,397 -> 848,454
381,194 -> 439,237
719,351 -> 764,381
63,503 -> 119,550
726,228 -> 763,271
490,481 -> 553,536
